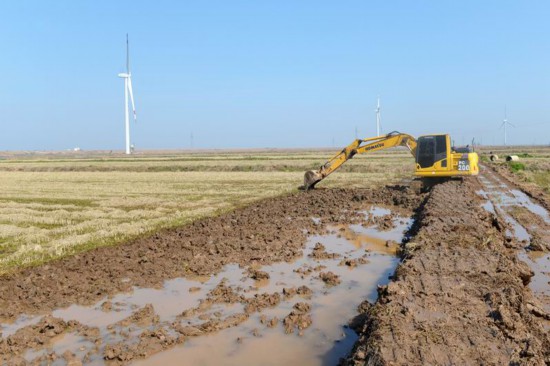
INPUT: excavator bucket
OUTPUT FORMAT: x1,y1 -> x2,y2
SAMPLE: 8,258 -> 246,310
302,170 -> 323,190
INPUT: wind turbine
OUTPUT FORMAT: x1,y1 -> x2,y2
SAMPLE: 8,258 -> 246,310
500,106 -> 515,146
118,34 -> 137,154
375,96 -> 381,136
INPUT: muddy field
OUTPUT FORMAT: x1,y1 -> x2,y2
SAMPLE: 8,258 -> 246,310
344,170 -> 550,365
1,166 -> 550,365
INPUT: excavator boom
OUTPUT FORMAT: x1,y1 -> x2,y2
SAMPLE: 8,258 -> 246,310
302,132 -> 417,190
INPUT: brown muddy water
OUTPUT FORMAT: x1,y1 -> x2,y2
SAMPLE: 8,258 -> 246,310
1,206 -> 412,365
478,168 -> 550,328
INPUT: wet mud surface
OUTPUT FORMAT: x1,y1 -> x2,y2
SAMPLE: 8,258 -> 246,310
0,187 -> 419,365
2,167 -> 550,365
478,167 -> 550,330
0,187 -> 418,322
489,163 -> 550,213
344,172 -> 550,365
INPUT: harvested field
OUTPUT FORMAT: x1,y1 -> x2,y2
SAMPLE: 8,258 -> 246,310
1,151 -> 550,365
0,150 -> 411,273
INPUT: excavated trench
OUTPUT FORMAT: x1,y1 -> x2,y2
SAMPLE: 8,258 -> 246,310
1,187 -> 422,365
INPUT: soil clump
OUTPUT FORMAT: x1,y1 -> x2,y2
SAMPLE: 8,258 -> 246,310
318,271 -> 341,287
0,316 -> 100,364
283,302 -> 312,335
309,242 -> 341,260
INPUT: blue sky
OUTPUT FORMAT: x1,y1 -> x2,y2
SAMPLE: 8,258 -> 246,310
1,1 -> 549,150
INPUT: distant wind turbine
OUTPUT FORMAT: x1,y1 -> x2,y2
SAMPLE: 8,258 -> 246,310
375,96 -> 381,136
500,106 -> 515,146
117,34 -> 137,154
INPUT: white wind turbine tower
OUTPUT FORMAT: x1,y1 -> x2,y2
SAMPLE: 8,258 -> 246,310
375,96 -> 381,136
500,106 -> 515,146
118,34 -> 137,154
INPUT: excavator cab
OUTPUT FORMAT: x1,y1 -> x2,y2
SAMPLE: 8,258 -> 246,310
416,135 -> 447,169
414,134 -> 478,178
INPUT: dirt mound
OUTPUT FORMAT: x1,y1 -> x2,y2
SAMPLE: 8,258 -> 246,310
104,327 -> 184,364
318,271 -> 341,286
282,285 -> 313,299
247,268 -> 270,280
343,178 -> 550,365
309,242 -> 341,259
283,302 -> 312,334
338,257 -> 368,268
0,186 -> 420,322
0,316 -> 99,364
372,214 -> 395,231
244,292 -> 281,314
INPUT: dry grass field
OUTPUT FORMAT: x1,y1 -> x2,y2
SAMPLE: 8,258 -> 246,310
0,149 -> 412,273
479,146 -> 550,193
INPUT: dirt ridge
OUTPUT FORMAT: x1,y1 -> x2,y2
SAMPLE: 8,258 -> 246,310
343,178 -> 550,365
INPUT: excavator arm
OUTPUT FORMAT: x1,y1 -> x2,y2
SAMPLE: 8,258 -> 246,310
302,131 -> 417,190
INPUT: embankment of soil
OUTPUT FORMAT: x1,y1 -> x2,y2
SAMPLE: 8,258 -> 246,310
0,186 -> 420,322
343,178 -> 550,365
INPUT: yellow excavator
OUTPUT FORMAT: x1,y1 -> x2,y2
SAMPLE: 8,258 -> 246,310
302,131 -> 479,190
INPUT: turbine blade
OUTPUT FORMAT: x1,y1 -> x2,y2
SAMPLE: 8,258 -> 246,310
128,77 -> 136,122
508,122 -> 516,128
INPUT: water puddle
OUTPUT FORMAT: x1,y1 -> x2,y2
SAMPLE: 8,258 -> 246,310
478,173 -> 531,242
134,209 -> 411,366
0,314 -> 43,338
53,265 -> 246,326
509,189 -> 550,225
478,167 -> 550,329
518,251 -> 550,330
519,252 -> 550,298
1,206 -> 412,365
24,332 -> 95,364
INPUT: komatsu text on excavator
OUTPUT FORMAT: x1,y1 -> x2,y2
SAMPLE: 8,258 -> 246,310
302,131 -> 479,190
